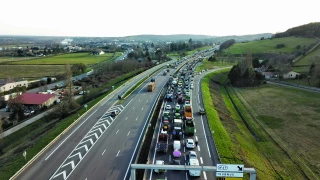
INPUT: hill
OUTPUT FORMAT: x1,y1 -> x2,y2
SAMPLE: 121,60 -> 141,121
223,37 -> 317,54
121,34 -> 215,41
273,22 -> 320,38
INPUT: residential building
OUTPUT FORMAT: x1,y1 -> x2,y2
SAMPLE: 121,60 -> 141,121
283,71 -> 300,79
14,93 -> 56,108
0,79 -> 28,93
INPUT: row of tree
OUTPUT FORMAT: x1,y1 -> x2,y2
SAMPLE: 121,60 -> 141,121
273,22 -> 320,38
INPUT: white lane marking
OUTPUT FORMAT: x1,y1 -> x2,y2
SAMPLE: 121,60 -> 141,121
110,116 -> 114,121
198,94 -> 200,102
146,99 -> 148,102
116,150 -> 120,157
186,172 -> 189,180
184,147 -> 186,153
197,145 -> 201,151
116,130 -> 119,134
195,136 -> 198,141
203,171 -> 207,180
195,129 -> 197,133
107,120 -> 111,125
85,178 -> 87,180
126,98 -> 133,107
141,107 -> 144,110
170,134 -> 172,139
184,154 -> 186,161
102,149 -> 106,156
127,131 -> 130,136
45,110 -> 97,161
125,117 -> 128,120
133,107 -> 135,110
136,117 -> 138,121
200,157 -> 203,164
201,115 -> 211,157
169,155 -> 171,162
139,99 -> 140,102
183,134 -> 184,139
150,95 -> 151,97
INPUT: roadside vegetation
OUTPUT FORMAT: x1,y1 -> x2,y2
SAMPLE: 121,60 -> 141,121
202,70 -> 312,179
293,45 -> 320,73
224,37 -> 317,54
196,57 -> 238,72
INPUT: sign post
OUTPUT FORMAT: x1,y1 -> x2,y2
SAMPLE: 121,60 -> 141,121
84,104 -> 88,111
216,164 -> 244,179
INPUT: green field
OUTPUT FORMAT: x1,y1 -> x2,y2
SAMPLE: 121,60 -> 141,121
294,44 -> 320,67
0,65 -> 65,80
202,70 -> 319,179
167,46 -> 213,58
236,84 -> 320,179
10,52 -> 114,65
0,57 -> 35,63
224,37 -> 317,54
196,57 -> 239,72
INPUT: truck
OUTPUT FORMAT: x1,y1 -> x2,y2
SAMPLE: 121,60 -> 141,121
184,105 -> 193,120
156,133 -> 168,153
147,82 -> 155,92
184,119 -> 195,136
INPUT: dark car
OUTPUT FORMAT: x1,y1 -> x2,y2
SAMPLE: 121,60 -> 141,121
110,110 -> 119,117
199,107 -> 206,115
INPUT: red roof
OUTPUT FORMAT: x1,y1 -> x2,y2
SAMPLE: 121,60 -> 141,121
19,93 -> 55,105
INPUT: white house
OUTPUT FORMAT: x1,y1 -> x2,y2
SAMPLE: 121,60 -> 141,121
283,71 -> 300,79
0,79 -> 28,93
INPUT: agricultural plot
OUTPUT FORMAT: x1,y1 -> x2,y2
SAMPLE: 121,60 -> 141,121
0,65 -> 65,80
224,37 -> 317,54
10,52 -> 114,65
294,45 -> 320,73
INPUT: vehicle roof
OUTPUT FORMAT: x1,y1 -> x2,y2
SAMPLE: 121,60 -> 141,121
174,119 -> 182,123
189,159 -> 199,165
155,160 -> 164,164
187,139 -> 194,143
189,151 -> 197,156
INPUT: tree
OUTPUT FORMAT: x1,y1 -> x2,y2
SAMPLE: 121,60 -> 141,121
252,57 -> 260,68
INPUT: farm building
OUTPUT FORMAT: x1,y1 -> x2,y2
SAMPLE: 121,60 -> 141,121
12,93 -> 56,108
0,78 -> 28,93
262,72 -> 278,79
283,71 -> 300,79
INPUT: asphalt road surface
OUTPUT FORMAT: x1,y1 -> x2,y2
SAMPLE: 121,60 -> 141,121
15,60 -> 185,180
147,59 -> 222,180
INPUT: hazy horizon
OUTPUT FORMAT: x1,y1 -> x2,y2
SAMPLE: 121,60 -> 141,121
0,0 -> 319,37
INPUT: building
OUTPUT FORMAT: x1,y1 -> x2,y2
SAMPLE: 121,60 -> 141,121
0,79 -> 28,93
262,72 -> 278,79
283,71 -> 300,79
15,93 -> 56,108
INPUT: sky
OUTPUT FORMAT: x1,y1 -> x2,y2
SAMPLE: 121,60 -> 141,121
0,0 -> 319,37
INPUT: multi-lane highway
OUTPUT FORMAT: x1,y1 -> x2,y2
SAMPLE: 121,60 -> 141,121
14,59 -> 185,180
147,55 -> 221,180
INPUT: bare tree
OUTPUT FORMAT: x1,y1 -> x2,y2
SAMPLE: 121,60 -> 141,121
64,64 -> 74,101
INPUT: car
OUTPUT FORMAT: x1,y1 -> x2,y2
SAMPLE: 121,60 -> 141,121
188,159 -> 201,177
175,104 -> 180,111
171,159 -> 181,165
186,139 -> 195,148
154,160 -> 166,173
199,107 -> 206,115
189,151 -> 197,159
190,85 -> 194,89
110,110 -> 119,117
165,105 -> 172,110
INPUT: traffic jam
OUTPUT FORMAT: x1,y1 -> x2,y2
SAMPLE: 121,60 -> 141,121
151,56 -> 206,179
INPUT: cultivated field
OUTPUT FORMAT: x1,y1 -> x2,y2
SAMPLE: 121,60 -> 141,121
10,52 -> 114,65
0,65 -> 65,80
224,37 -> 317,54
237,84 -> 320,179
196,57 -> 240,72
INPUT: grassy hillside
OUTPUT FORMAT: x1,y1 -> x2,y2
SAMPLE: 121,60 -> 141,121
10,52 -> 114,65
224,37 -> 317,54
237,84 -> 320,179
295,45 -> 320,66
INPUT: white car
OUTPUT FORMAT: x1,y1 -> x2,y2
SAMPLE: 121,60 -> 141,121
154,160 -> 166,173
188,159 -> 201,177
165,105 -> 172,110
190,85 -> 194,89
186,139 -> 195,148
189,151 -> 197,159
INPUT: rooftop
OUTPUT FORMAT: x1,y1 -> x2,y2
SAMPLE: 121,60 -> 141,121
18,93 -> 55,105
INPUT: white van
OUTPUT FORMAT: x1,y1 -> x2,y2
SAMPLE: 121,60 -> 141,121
188,159 -> 201,177
173,140 -> 181,150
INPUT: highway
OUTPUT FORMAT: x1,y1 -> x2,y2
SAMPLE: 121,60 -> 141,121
14,60 -> 184,180
147,53 -> 221,180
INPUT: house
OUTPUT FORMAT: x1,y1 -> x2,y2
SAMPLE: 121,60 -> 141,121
262,72 -> 278,79
283,71 -> 300,79
12,93 -> 56,108
0,78 -> 28,93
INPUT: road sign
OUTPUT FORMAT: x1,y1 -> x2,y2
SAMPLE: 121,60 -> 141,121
217,164 -> 244,172
216,172 -> 244,178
